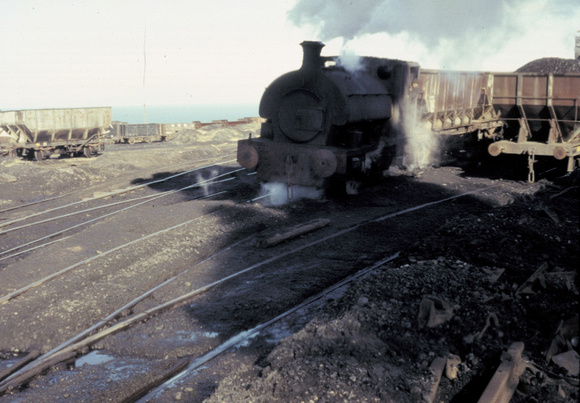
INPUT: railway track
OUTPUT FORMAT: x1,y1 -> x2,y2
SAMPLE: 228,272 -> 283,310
0,157 -> 243,262
0,152 -> 236,215
0,154 -> 238,227
0,178 -> 505,400
0,166 -> 242,265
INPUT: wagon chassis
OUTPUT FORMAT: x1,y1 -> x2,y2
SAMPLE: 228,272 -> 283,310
488,95 -> 580,172
7,132 -> 105,160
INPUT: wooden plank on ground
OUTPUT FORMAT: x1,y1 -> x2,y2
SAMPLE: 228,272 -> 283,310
256,219 -> 331,248
478,342 -> 526,403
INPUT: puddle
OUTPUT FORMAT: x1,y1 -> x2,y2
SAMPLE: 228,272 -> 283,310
0,351 -> 27,374
75,351 -> 115,367
0,357 -> 19,371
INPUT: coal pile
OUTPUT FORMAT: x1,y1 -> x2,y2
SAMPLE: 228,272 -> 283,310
207,180 -> 580,403
516,57 -> 580,74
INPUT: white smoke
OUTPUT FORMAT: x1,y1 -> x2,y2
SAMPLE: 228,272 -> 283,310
196,168 -> 219,196
260,182 -> 323,206
337,48 -> 364,74
288,0 -> 580,71
403,126 -> 441,171
287,0 -> 384,42
399,94 -> 441,171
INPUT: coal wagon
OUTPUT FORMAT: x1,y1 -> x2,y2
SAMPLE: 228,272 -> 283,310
0,107 -> 112,160
111,123 -> 172,144
487,73 -> 580,181
415,70 -> 580,180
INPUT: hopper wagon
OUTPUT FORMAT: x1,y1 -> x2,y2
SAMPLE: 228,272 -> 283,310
0,107 -> 112,160
111,123 -> 172,144
488,73 -> 580,181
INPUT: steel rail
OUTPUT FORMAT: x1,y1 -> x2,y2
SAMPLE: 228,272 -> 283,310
0,235 -> 255,386
0,184 -> 500,394
0,236 -> 73,263
140,252 -> 401,402
1,160 -> 241,235
0,153 -> 236,215
0,176 -> 238,304
0,192 -> 166,235
0,170 -> 241,260
0,159 -> 237,229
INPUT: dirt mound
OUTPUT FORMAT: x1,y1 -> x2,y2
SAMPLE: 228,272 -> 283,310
171,123 -> 260,145
516,58 -> 580,74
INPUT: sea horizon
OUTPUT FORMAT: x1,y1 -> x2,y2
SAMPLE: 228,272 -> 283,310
113,104 -> 259,124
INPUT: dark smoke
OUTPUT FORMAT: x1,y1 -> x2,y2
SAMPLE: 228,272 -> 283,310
287,0 -> 383,41
288,0 -> 506,44
288,0 -> 580,70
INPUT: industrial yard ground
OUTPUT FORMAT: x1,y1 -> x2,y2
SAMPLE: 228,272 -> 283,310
0,121 -> 578,402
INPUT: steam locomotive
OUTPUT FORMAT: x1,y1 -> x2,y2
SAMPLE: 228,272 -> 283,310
238,41 -> 580,189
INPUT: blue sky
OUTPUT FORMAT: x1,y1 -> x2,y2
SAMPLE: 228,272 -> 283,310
1,0 -> 577,110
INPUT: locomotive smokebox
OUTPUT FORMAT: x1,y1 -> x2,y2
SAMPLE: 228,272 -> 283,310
300,41 -> 325,70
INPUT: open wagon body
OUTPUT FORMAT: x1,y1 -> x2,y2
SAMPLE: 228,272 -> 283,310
0,107 -> 112,159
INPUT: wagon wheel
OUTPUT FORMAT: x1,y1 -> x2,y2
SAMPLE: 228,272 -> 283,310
128,138 -> 136,145
35,149 -> 47,161
145,137 -> 153,143
83,146 -> 98,158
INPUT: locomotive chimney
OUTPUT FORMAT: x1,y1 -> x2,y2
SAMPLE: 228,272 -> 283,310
300,41 -> 325,70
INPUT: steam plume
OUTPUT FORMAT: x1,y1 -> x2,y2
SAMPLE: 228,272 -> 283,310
288,0 -> 580,70
260,183 -> 323,206
196,168 -> 219,196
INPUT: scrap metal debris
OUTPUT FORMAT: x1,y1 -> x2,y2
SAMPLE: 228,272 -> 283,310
417,296 -> 456,328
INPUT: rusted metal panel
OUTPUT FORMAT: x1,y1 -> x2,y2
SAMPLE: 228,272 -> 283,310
552,75 -> 580,107
493,73 -> 580,111
492,73 -> 580,138
523,75 -> 548,106
417,70 -> 501,134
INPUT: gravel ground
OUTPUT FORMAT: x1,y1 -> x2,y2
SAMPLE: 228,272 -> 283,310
0,121 -> 578,402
